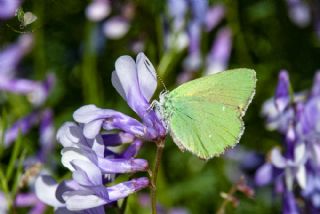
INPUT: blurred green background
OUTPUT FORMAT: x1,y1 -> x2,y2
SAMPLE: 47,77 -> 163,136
1,0 -> 319,213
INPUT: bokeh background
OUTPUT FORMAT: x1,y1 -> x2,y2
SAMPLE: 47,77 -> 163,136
1,0 -> 320,213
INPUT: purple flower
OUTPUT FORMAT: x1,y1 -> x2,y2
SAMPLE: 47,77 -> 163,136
73,53 -> 166,140
0,34 -> 33,77
37,114 -> 150,212
0,192 -> 46,214
103,17 -> 130,39
205,27 -> 232,75
205,5 -> 225,31
36,175 -> 149,213
0,73 -> 55,106
85,0 -> 110,22
0,0 -> 21,19
286,0 -> 311,27
257,70 -> 320,212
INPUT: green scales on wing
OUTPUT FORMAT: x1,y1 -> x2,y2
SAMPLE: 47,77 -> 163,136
161,69 -> 256,160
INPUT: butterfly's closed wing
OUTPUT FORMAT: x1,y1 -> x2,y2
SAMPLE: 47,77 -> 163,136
165,69 -> 256,159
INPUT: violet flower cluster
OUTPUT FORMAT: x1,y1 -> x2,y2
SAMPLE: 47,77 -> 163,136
285,0 -> 320,38
255,70 -> 320,213
35,53 -> 167,213
85,0 -> 134,39
165,0 -> 231,83
0,34 -> 55,163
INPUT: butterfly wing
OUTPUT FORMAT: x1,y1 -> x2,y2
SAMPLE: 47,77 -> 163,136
166,69 -> 256,159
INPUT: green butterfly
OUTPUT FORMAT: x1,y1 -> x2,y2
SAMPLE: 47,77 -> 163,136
159,69 -> 256,160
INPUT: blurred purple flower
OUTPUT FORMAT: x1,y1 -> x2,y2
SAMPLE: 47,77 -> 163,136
205,5 -> 225,31
0,73 -> 55,106
85,0 -> 132,40
286,0 -> 311,27
103,16 -> 130,39
0,192 -> 46,214
0,34 -> 33,77
205,27 -> 232,75
257,70 -> 320,212
86,0 -> 110,22
0,0 -> 21,19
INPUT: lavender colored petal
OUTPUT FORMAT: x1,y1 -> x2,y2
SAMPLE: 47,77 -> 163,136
103,17 -> 129,39
189,0 -> 208,24
62,190 -> 106,211
91,135 -> 105,158
136,52 -> 157,101
283,190 -> 299,214
294,143 -> 306,164
121,139 -> 143,159
73,105 -> 146,138
205,5 -> 225,31
255,163 -> 273,186
271,148 -> 287,168
0,192 -> 7,213
35,175 -> 66,207
71,159 -> 102,186
0,0 -> 21,19
111,56 -> 142,104
0,34 -> 33,76
107,177 -> 149,201
16,193 -> 39,206
4,111 -> 40,146
275,70 -> 290,112
97,158 -> 148,173
61,147 -> 98,172
187,21 -> 201,59
86,0 -> 110,22
296,165 -> 307,189
39,109 -> 55,162
311,71 -> 320,97
168,0 -> 187,30
205,27 -> 232,75
83,119 -> 104,139
101,132 -> 135,146
57,122 -> 88,148
29,202 -> 46,214
287,0 -> 311,27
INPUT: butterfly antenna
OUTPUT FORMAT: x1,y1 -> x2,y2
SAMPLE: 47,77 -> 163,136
157,73 -> 168,92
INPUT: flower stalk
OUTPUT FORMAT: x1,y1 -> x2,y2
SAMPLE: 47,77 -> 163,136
150,138 -> 165,214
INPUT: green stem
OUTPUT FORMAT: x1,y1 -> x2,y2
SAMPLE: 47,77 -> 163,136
150,139 -> 165,214
82,21 -> 103,105
216,184 -> 237,214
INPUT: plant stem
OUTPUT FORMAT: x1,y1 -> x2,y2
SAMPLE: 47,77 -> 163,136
216,184 -> 237,214
150,139 -> 165,214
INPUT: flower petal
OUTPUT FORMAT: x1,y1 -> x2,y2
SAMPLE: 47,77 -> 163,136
275,70 -> 290,112
107,177 -> 149,201
63,190 -> 106,211
103,17 -> 129,39
112,55 -> 138,101
61,147 -> 97,171
271,148 -> 287,168
71,159 -> 102,186
296,166 -> 307,189
97,157 -> 148,173
255,163 -> 273,186
35,175 -> 65,207
83,119 -> 104,139
136,52 -> 157,101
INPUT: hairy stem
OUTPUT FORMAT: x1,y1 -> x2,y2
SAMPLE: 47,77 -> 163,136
216,184 -> 237,214
150,139 -> 165,214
